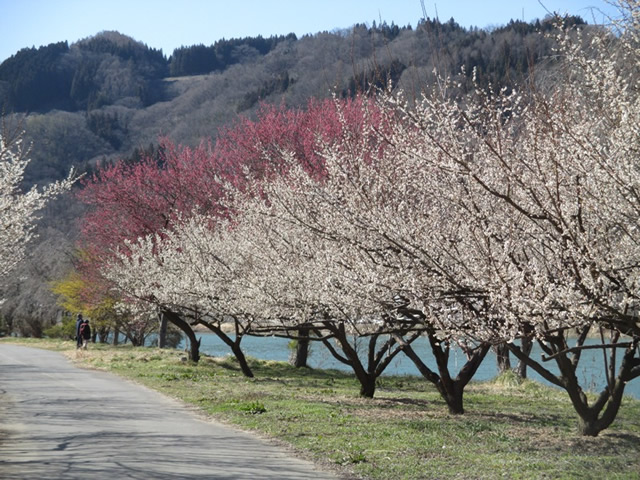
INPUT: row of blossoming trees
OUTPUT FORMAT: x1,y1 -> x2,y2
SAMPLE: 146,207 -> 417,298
76,3 -> 640,436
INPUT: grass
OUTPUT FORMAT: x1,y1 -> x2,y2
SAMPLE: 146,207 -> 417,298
3,337 -> 640,479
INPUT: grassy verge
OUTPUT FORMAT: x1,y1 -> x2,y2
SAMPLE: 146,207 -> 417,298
3,338 -> 640,479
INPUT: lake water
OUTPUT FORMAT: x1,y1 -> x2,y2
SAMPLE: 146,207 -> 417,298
176,333 -> 640,400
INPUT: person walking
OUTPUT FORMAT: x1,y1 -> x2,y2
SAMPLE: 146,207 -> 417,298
75,314 -> 84,349
79,318 -> 92,349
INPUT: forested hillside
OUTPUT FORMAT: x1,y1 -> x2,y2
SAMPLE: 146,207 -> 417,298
0,13 -> 591,335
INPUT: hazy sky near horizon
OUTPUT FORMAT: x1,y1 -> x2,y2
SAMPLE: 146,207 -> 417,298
0,0 -> 620,63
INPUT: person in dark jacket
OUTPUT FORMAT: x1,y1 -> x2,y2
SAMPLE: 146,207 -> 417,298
75,314 -> 84,349
79,319 -> 91,349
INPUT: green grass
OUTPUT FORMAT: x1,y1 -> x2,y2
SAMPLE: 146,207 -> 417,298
4,338 -> 640,479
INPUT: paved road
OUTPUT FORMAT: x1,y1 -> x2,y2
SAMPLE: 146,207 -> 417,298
0,344 -> 341,479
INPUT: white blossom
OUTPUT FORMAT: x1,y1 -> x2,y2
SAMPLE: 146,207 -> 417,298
0,126 -> 76,278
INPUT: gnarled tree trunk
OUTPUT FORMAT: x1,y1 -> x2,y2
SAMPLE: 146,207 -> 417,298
508,332 -> 640,436
398,330 -> 490,415
162,310 -> 200,362
313,321 -> 421,399
198,318 -> 253,377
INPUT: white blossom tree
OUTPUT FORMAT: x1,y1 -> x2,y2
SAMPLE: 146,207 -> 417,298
103,212 -> 264,375
0,122 -> 76,279
232,174 -> 429,399
367,1 -> 640,435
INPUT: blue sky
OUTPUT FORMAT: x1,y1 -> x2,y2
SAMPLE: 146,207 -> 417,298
0,0 -> 620,63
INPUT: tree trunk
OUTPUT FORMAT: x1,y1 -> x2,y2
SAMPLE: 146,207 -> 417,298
577,416 -> 601,437
439,384 -> 464,415
198,319 -> 253,377
130,333 -> 142,347
514,337 -> 532,378
98,327 -> 109,343
187,336 -> 201,363
508,335 -> 640,436
311,322 -> 418,399
495,342 -> 511,374
162,310 -> 200,362
572,352 -> 635,436
358,375 -> 376,398
291,327 -> 310,368
332,323 -> 377,398
230,343 -> 254,378
400,333 -> 490,415
112,327 -> 119,346
158,312 -> 168,348
314,323 -> 379,398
